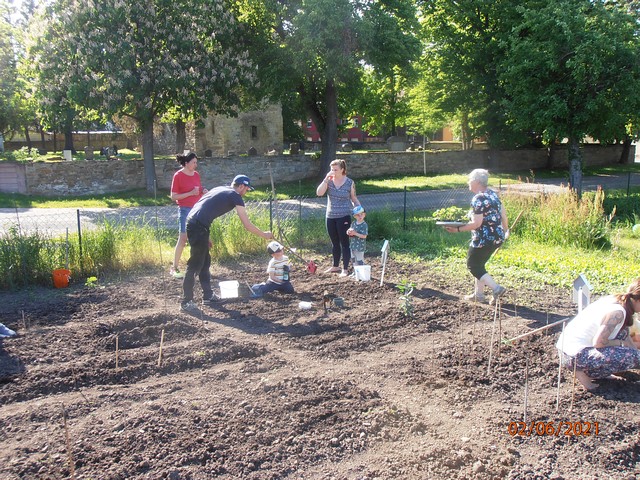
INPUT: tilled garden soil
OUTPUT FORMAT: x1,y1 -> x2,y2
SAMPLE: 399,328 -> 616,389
1,257 -> 639,480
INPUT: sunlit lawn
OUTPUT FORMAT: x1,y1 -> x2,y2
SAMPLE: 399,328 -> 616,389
1,164 -> 638,207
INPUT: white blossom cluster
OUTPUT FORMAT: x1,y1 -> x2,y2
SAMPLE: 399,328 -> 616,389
31,0 -> 256,126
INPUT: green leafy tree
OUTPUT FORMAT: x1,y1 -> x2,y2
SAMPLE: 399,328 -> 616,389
25,7 -> 80,152
0,8 -> 19,139
499,0 -> 640,196
236,0 -> 420,175
33,0 -> 254,191
405,61 -> 450,142
354,65 -> 414,138
418,0 -> 534,149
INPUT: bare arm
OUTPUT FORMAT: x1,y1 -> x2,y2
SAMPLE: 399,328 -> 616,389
593,310 -> 626,348
350,182 -> 360,207
235,205 -> 273,239
447,212 -> 482,233
501,207 -> 508,231
316,171 -> 333,196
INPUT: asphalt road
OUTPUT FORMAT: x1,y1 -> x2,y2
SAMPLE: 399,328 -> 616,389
2,172 -> 639,236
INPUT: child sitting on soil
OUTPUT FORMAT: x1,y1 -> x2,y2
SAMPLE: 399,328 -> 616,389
347,205 -> 368,267
251,241 -> 295,298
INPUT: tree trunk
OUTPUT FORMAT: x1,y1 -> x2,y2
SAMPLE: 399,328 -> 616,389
567,136 -> 583,198
175,119 -> 186,154
63,110 -> 75,153
39,126 -> 46,151
141,120 -> 157,192
24,127 -> 32,151
389,74 -> 397,137
460,111 -> 472,150
619,135 -> 632,164
53,132 -> 57,152
546,141 -> 557,169
318,80 -> 339,176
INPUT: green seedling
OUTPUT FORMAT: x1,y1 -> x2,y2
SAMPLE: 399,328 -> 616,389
396,279 -> 416,318
85,276 -> 98,288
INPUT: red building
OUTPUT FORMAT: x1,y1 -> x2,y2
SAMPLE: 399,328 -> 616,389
303,116 -> 384,143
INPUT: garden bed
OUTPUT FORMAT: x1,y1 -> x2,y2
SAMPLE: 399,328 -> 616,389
1,257 -> 638,479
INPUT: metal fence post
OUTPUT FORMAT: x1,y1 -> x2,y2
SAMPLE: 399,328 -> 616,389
299,197 -> 303,247
403,186 -> 407,230
627,171 -> 631,199
77,209 -> 83,272
269,196 -> 273,232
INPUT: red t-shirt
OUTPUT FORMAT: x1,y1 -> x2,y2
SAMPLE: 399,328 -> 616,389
171,170 -> 203,207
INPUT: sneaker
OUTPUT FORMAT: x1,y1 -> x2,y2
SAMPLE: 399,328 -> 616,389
180,300 -> 199,312
170,268 -> 184,279
464,293 -> 487,303
324,266 -> 341,274
0,323 -> 16,338
202,294 -> 220,307
339,270 -> 349,277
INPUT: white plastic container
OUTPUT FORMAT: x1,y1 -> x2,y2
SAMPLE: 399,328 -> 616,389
354,265 -> 371,282
219,280 -> 239,299
298,301 -> 313,310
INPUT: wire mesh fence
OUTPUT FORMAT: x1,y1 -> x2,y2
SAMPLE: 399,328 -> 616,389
2,171 -> 639,289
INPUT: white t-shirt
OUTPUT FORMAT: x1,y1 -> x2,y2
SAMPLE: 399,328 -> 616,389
556,295 -> 626,356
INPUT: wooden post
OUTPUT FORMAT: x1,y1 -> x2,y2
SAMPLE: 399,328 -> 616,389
157,329 -> 165,367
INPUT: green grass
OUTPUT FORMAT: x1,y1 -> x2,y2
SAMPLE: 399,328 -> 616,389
3,165 -> 640,293
2,164 -> 638,207
0,189 -> 172,208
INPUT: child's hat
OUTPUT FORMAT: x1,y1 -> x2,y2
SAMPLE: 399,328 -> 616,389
267,241 -> 283,254
352,205 -> 365,215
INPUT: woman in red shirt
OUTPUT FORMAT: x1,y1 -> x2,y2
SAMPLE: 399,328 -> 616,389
169,152 -> 207,278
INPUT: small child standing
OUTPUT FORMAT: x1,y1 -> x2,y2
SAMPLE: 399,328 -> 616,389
251,241 -> 295,298
347,205 -> 368,266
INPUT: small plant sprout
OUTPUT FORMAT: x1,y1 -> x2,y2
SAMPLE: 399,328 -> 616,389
396,279 -> 416,318
85,276 -> 98,288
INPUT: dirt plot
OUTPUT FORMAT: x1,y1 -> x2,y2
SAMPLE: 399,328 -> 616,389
1,257 -> 639,479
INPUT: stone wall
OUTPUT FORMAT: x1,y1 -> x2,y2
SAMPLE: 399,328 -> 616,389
4,144 -> 631,196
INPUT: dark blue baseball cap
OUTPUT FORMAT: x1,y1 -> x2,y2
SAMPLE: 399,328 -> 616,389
232,174 -> 254,191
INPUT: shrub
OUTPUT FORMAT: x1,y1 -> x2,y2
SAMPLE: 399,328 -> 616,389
504,188 -> 612,249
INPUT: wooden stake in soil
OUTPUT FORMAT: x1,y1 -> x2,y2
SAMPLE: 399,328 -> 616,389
157,328 -> 165,367
497,300 -> 502,356
570,359 -> 578,412
504,317 -> 570,344
556,322 -> 566,412
21,310 -> 26,330
487,301 -> 500,375
523,356 -> 529,423
61,403 -> 76,479
115,335 -> 119,371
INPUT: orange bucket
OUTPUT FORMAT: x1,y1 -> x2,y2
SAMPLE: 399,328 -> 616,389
52,269 -> 71,288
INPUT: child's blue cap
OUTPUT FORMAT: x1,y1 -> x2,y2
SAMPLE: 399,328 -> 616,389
352,205 -> 365,215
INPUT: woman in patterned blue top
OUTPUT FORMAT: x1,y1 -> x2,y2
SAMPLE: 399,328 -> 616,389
445,169 -> 509,303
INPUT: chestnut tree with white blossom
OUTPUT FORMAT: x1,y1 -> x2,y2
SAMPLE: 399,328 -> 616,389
32,0 -> 255,191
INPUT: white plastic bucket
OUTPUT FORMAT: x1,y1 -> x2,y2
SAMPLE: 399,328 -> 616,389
219,280 -> 239,299
354,265 -> 371,282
